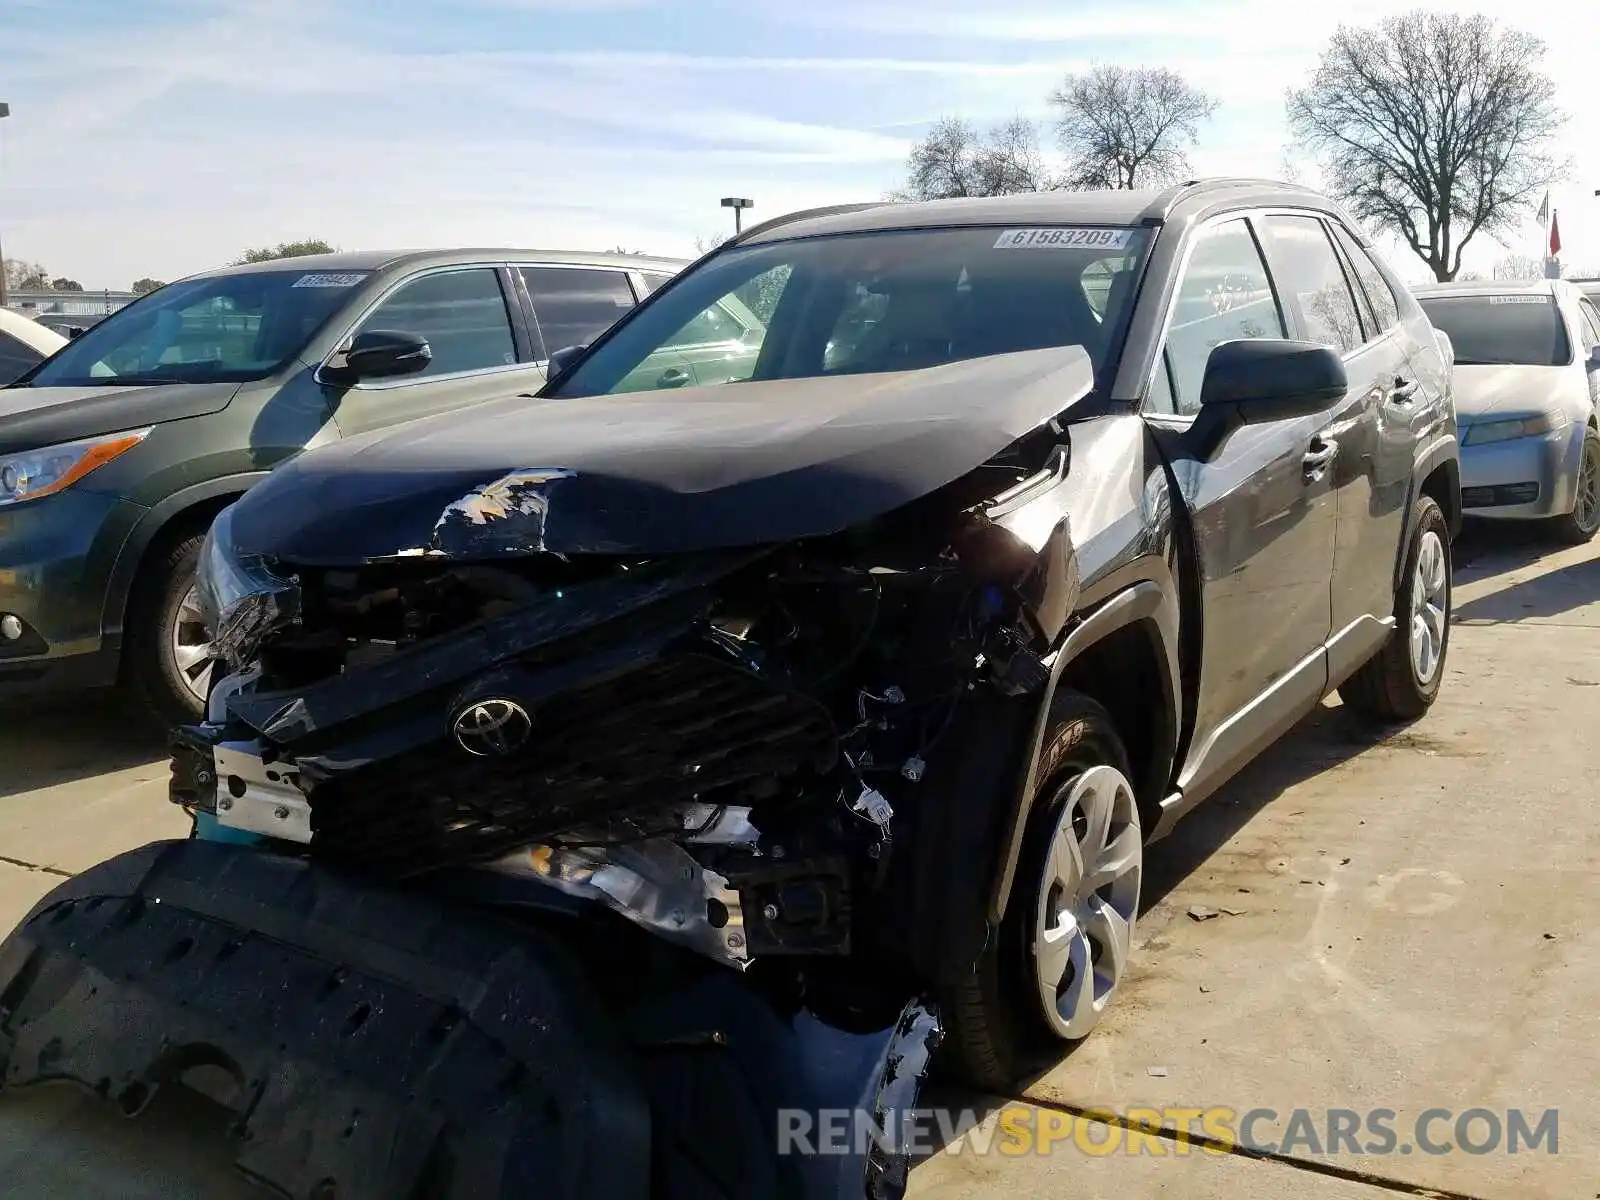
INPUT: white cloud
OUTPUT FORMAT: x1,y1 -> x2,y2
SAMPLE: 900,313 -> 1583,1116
4,0 -> 1598,286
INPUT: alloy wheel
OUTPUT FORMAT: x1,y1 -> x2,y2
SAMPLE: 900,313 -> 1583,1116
1410,530 -> 1448,686
170,583 -> 216,706
1573,436 -> 1600,536
1031,764 -> 1143,1040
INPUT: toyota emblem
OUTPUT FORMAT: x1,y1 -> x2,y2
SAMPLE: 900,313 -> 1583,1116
451,698 -> 533,757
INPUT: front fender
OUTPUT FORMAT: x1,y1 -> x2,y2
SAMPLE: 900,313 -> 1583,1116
988,574 -> 1181,923
100,472 -> 269,638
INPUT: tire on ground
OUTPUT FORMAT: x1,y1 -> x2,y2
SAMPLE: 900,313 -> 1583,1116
1338,493 -> 1452,722
123,532 -> 208,728
941,689 -> 1136,1092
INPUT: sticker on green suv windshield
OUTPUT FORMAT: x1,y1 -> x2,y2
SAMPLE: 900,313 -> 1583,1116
292,272 -> 369,288
1488,294 -> 1549,304
995,228 -> 1133,250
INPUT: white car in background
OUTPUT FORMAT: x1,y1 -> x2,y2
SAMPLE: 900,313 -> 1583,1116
0,308 -> 68,385
1415,280 -> 1600,542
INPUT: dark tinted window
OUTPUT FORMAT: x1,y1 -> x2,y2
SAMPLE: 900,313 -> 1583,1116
522,267 -> 635,357
1162,219 -> 1285,415
551,225 -> 1150,399
0,330 -> 43,384
1264,215 -> 1364,352
1329,224 -> 1401,332
353,268 -> 516,378
27,268 -> 366,387
1417,295 -> 1570,366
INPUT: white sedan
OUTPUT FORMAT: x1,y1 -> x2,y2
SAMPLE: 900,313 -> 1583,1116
1416,280 -> 1600,541
0,307 -> 68,385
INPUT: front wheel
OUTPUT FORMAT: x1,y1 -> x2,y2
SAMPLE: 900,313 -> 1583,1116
1551,425 -> 1600,545
123,533 -> 215,728
941,691 -> 1143,1091
1338,494 -> 1452,722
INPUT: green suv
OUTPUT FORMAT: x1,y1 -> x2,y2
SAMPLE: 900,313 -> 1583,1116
0,247 -> 685,722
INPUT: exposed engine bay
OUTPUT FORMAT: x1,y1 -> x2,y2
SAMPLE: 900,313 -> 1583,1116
171,445 -> 1080,984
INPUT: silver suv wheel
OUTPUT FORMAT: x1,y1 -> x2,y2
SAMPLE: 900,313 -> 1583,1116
1031,764 -> 1143,1040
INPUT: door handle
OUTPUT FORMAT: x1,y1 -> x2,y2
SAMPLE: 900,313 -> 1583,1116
656,367 -> 692,388
1390,377 -> 1419,404
1303,437 -> 1338,482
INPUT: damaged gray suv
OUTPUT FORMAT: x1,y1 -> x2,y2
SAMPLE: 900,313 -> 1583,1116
0,179 -> 1460,1200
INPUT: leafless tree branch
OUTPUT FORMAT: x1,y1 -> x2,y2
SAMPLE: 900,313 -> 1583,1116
1049,65 -> 1218,190
1287,10 -> 1566,281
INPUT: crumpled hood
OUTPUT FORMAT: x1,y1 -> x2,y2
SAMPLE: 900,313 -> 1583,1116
228,346 -> 1095,563
1452,365 -> 1571,419
0,381 -> 240,454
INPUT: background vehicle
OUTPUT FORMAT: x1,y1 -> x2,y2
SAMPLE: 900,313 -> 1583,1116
0,307 -> 67,384
2,181 -> 1460,1197
1416,280 -> 1600,541
0,248 -> 685,723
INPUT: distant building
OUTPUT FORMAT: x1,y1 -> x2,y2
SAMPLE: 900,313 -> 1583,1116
2,288 -> 135,317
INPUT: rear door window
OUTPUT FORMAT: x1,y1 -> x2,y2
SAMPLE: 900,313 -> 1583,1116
352,268 -> 517,378
1262,215 -> 1365,352
1329,224 -> 1401,334
1416,295 -> 1570,366
521,267 -> 636,358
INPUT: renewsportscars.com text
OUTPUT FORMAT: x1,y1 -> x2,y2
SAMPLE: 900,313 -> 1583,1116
777,1105 -> 1559,1158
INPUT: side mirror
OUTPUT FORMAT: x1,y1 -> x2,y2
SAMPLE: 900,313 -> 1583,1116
546,344 -> 587,378
335,330 -> 431,380
1200,339 -> 1348,422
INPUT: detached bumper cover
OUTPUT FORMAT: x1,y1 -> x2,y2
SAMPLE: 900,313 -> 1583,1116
0,840 -> 939,1200
0,839 -> 650,1200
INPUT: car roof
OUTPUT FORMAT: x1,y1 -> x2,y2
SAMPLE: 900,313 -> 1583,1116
1412,279 -> 1562,300
736,178 -> 1345,246
189,248 -> 689,280
0,307 -> 69,356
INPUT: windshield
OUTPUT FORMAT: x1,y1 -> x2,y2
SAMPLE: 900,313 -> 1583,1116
1418,295 -> 1570,367
549,225 -> 1149,398
21,268 -> 369,387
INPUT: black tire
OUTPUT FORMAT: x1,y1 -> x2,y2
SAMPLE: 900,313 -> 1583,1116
122,532 -> 209,729
1550,425 -> 1600,545
941,690 -> 1137,1092
1338,494 -> 1452,722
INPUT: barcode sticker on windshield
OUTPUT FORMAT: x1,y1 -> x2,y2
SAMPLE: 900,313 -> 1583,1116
292,272 -> 368,288
995,227 -> 1133,251
1489,294 -> 1549,304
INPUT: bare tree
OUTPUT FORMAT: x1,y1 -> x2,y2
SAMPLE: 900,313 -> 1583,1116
1287,11 -> 1565,282
1049,65 -> 1218,190
894,116 -> 1055,201
1493,253 -> 1544,281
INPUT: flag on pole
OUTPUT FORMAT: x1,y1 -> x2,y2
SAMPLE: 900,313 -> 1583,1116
1550,211 -> 1562,257
1537,191 -> 1551,225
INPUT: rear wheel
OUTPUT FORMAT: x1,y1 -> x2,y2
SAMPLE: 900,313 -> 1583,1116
1338,494 -> 1452,722
941,691 -> 1143,1091
1552,425 -> 1600,544
123,533 -> 214,728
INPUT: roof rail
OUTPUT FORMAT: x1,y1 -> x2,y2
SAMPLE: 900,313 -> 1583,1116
1141,176 -> 1304,223
730,202 -> 894,245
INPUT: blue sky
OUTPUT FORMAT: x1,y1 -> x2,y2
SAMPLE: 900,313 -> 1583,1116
2,0 -> 1596,289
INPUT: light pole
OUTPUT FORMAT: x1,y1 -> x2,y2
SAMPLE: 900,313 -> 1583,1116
720,196 -> 753,236
0,102 -> 9,311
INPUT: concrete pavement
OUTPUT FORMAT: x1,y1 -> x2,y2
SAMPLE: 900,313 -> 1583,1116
1,525 -> 1596,1197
